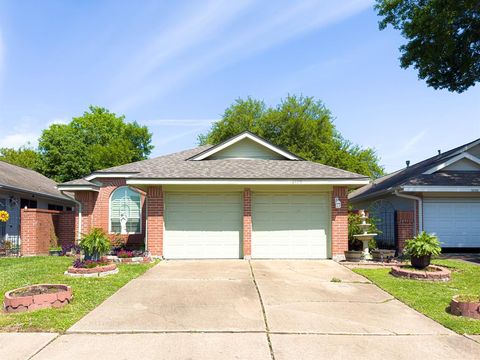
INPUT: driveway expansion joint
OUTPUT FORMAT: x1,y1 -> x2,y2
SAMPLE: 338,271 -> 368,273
248,260 -> 276,360
26,333 -> 60,360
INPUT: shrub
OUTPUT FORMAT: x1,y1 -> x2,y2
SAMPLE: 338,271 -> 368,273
404,231 -> 441,257
116,249 -> 135,258
79,228 -> 111,261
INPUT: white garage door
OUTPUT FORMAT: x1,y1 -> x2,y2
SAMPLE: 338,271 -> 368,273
164,193 -> 242,259
252,193 -> 329,259
424,198 -> 480,248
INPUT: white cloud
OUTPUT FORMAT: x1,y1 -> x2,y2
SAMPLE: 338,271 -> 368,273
46,117 -> 69,126
0,132 -> 39,149
143,119 -> 217,127
112,0 -> 373,111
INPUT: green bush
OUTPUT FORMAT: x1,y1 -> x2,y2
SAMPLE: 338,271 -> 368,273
404,231 -> 441,257
79,228 -> 111,260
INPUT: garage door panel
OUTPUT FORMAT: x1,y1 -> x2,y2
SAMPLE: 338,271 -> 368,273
164,192 -> 242,259
252,193 -> 329,259
424,199 -> 480,248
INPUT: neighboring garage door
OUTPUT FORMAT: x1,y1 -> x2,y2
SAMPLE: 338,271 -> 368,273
424,198 -> 480,248
251,193 -> 330,259
164,193 -> 243,259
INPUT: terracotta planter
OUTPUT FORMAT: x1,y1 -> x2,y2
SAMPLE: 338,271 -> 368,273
411,255 -> 431,269
371,250 -> 396,262
344,250 -> 362,262
450,296 -> 480,319
4,284 -> 72,313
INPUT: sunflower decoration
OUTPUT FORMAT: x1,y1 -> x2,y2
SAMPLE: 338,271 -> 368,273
0,210 -> 9,223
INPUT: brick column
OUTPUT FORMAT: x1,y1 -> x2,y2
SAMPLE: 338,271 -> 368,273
331,186 -> 348,260
243,188 -> 252,259
147,186 -> 164,257
75,191 -> 97,238
396,211 -> 414,254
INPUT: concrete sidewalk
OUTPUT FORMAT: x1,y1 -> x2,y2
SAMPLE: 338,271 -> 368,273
0,333 -> 57,360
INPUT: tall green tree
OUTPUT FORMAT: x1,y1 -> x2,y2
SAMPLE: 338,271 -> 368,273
375,0 -> 480,93
38,106 -> 153,182
199,95 -> 384,178
0,144 -> 40,170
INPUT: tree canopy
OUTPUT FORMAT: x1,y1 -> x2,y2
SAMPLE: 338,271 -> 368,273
199,95 -> 384,178
0,145 -> 40,170
37,106 -> 153,182
375,0 -> 480,93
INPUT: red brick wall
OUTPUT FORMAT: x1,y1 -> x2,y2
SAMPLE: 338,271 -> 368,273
331,186 -> 348,258
20,209 -> 74,255
74,178 -> 146,248
396,210 -> 414,253
243,188 -> 252,258
147,186 -> 163,257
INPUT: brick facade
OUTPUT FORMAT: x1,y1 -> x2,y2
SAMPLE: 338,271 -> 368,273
74,178 -> 146,248
331,186 -> 348,259
20,209 -> 75,255
243,188 -> 252,258
146,186 -> 164,257
396,210 -> 415,253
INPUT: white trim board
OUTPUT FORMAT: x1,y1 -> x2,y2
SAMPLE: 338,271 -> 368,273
190,132 -> 300,161
402,185 -> 480,193
423,152 -> 480,174
127,178 -> 370,186
85,173 -> 137,181
56,185 -> 99,192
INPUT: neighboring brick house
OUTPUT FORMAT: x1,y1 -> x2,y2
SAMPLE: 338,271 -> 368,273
58,131 -> 369,260
0,161 -> 76,256
350,138 -> 480,253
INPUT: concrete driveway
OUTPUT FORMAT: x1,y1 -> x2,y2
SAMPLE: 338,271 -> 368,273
28,260 -> 480,360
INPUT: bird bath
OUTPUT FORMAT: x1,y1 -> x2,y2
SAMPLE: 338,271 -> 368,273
353,210 -> 377,260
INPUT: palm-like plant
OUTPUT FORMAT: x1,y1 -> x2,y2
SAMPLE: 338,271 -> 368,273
79,228 -> 111,261
404,231 -> 441,269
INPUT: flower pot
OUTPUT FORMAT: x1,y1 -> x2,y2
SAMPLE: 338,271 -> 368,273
411,254 -> 431,269
371,249 -> 396,262
344,250 -> 362,262
450,295 -> 480,319
49,250 -> 62,256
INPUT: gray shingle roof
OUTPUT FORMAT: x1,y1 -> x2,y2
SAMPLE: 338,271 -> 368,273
89,145 -> 367,180
0,161 -> 73,202
60,178 -> 98,186
349,137 -> 480,201
403,171 -> 480,187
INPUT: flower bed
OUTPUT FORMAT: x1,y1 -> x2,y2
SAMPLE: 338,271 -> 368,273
4,284 -> 72,313
450,295 -> 480,320
390,264 -> 451,281
65,260 -> 118,277
106,250 -> 153,264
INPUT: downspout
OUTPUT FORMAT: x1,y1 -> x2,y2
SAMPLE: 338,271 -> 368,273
60,191 -> 82,243
394,189 -> 423,233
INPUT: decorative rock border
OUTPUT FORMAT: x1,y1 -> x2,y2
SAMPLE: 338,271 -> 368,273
450,296 -> 480,319
391,265 -> 451,281
105,255 -> 153,264
65,263 -> 119,277
4,284 -> 72,313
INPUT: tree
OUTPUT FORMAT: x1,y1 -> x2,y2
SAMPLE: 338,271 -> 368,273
199,95 -> 384,178
375,0 -> 480,93
38,106 -> 153,182
0,144 -> 40,170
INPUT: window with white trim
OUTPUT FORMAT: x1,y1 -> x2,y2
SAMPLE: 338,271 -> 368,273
110,187 -> 141,234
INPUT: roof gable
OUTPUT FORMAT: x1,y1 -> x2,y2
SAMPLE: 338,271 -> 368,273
423,152 -> 480,174
189,132 -> 300,161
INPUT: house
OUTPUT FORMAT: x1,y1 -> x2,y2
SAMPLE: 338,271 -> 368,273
349,138 -> 480,252
0,161 -> 76,255
57,131 -> 369,260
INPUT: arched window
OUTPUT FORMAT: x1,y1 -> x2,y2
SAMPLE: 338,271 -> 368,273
110,187 -> 141,234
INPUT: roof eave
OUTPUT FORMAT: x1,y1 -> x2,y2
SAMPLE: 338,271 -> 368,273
0,184 -> 76,203
126,178 -> 370,186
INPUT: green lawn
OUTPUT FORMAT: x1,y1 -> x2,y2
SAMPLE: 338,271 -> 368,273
0,256 -> 156,332
354,259 -> 480,334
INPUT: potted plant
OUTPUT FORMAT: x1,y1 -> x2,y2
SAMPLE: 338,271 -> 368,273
344,211 -> 365,262
370,249 -> 396,262
79,228 -> 111,261
49,230 -> 62,256
404,231 -> 441,269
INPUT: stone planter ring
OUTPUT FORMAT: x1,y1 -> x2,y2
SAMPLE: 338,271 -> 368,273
65,263 -> 118,277
4,284 -> 72,313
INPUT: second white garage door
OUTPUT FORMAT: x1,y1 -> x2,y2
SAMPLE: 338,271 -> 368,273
424,198 -> 480,248
164,193 -> 243,259
251,193 -> 330,259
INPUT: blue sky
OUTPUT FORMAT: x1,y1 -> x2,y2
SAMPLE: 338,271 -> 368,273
0,0 -> 478,173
